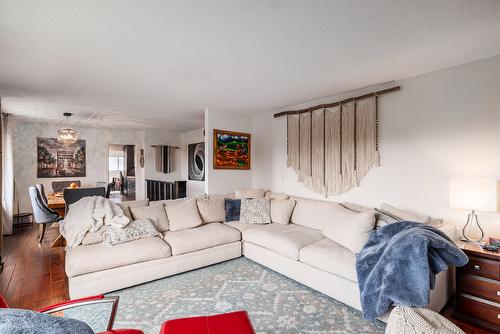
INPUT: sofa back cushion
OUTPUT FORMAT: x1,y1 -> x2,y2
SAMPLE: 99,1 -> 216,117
265,191 -> 290,200
322,210 -> 376,253
165,198 -> 203,231
116,199 -> 149,220
270,199 -> 296,224
130,204 -> 170,232
290,196 -> 352,230
197,198 -> 225,223
235,188 -> 265,199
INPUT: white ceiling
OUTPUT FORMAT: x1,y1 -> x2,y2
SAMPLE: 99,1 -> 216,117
1,0 -> 500,131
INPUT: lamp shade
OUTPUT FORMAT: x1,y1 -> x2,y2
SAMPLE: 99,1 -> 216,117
449,179 -> 499,212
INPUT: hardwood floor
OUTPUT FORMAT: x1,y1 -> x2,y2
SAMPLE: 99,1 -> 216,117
0,223 -> 68,310
0,225 -> 495,333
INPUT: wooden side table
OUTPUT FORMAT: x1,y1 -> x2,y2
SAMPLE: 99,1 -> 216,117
453,240 -> 500,332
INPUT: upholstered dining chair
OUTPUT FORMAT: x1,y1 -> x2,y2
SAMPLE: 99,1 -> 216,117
35,183 -> 48,204
28,186 -> 61,243
96,182 -> 112,198
63,187 -> 106,215
0,294 -> 143,334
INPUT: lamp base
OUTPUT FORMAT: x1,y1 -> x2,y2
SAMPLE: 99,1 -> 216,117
461,210 -> 484,243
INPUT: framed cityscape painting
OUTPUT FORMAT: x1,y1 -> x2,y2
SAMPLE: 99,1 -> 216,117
37,137 -> 86,178
213,129 -> 251,170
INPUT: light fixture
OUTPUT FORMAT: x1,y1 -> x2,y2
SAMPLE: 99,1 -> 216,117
449,178 -> 500,242
57,112 -> 78,144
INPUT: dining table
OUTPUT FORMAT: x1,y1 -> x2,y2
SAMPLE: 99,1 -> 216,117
47,192 -> 66,247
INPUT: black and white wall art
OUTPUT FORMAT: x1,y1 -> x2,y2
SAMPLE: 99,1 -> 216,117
188,142 -> 205,181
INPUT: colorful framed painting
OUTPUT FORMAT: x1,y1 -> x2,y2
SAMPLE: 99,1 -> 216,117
213,129 -> 251,170
37,137 -> 86,178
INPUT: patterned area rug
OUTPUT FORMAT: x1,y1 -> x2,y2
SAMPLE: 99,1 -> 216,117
67,258 -> 385,334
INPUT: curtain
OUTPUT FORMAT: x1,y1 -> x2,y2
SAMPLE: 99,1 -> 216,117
2,113 -> 14,235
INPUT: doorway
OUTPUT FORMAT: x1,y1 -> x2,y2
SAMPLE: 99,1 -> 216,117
108,144 -> 136,202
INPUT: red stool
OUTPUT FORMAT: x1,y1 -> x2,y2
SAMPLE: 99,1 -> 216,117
160,311 -> 255,334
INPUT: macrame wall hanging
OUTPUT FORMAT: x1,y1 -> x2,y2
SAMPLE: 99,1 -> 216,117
276,86 -> 400,196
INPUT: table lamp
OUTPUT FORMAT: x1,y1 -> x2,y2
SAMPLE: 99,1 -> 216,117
449,179 -> 500,242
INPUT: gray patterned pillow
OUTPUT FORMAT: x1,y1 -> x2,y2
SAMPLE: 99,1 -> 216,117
239,198 -> 271,224
103,218 -> 162,246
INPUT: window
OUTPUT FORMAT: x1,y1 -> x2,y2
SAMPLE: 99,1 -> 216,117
109,156 -> 125,171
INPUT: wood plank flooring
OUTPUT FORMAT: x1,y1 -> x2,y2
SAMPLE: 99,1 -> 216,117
0,223 -> 68,310
0,225 -> 494,333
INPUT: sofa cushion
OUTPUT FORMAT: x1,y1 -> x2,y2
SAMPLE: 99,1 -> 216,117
289,196 -> 353,230
165,198 -> 203,231
150,198 -> 187,207
271,199 -> 296,224
81,225 -> 107,245
223,221 -> 258,233
130,205 -> 170,232
103,218 -> 162,246
379,203 -> 431,224
197,198 -> 225,223
322,210 -> 375,254
235,188 -> 265,199
162,223 -> 241,256
240,198 -> 271,225
242,223 -> 324,260
66,237 -> 171,277
299,238 -> 358,282
116,199 -> 149,220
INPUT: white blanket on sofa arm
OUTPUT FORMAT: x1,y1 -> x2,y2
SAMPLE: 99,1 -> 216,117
60,196 -> 130,248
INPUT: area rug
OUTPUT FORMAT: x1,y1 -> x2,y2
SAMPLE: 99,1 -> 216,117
66,258 -> 385,334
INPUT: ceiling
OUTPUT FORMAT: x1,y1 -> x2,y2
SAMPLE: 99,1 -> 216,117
1,0 -> 500,131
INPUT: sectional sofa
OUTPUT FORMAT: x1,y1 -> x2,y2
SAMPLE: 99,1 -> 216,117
65,192 -> 457,321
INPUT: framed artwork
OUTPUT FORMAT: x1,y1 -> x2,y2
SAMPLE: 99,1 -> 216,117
37,137 -> 86,178
188,142 -> 205,181
213,129 -> 251,170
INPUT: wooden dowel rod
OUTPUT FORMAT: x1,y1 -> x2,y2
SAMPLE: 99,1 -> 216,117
273,86 -> 400,118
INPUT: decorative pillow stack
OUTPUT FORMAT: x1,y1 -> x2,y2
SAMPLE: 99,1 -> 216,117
239,198 -> 271,224
103,218 -> 162,246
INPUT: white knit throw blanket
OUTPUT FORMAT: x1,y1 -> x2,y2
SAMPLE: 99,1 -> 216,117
386,306 -> 464,334
60,196 -> 130,248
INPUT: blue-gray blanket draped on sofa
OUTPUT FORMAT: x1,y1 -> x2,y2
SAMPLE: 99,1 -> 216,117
356,221 -> 468,320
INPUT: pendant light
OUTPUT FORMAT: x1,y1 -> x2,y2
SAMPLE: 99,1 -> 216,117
57,112 -> 78,144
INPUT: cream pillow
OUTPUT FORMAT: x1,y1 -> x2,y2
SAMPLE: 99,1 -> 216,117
380,204 -> 431,224
165,198 -> 203,231
130,205 -> 170,232
197,198 -> 225,223
322,210 -> 376,254
117,199 -> 149,220
235,188 -> 265,199
81,225 -> 107,245
265,192 -> 290,200
271,199 -> 296,224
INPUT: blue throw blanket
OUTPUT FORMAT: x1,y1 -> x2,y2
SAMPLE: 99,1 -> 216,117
356,221 -> 468,320
0,308 -> 94,334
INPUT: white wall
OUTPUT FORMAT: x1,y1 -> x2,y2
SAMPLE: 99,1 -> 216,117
205,109 -> 253,194
181,128 -> 205,197
252,55 -> 500,237
13,121 -> 146,212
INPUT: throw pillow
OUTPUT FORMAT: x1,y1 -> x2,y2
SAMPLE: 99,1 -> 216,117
374,208 -> 401,229
379,203 -> 431,224
341,201 -> 373,213
270,199 -> 296,224
130,205 -> 169,232
116,199 -> 149,220
235,188 -> 265,199
81,225 -> 107,245
322,210 -> 376,254
240,198 -> 271,224
196,198 -> 225,223
225,199 -> 241,222
165,198 -> 203,231
102,218 -> 162,246
265,191 -> 290,200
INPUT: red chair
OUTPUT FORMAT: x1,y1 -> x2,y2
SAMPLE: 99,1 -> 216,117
160,311 -> 255,334
0,294 -> 143,334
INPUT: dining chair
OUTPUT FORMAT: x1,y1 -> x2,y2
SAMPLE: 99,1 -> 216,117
96,182 -> 112,198
35,184 -> 48,204
63,187 -> 106,215
28,186 -> 61,243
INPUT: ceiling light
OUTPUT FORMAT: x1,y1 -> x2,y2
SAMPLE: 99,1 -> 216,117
57,112 -> 78,144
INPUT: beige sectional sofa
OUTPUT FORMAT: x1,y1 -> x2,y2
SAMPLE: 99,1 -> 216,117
65,193 -> 456,321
